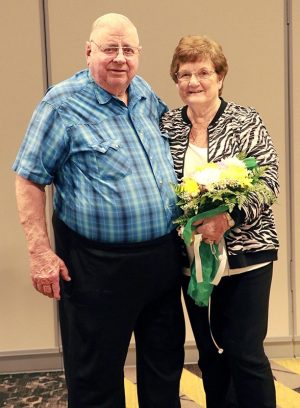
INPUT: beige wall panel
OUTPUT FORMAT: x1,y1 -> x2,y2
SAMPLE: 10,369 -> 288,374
47,0 -> 289,342
0,0 -> 58,351
292,0 -> 300,345
0,0 -> 294,371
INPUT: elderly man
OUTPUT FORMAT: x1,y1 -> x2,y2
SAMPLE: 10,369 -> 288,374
13,13 -> 185,408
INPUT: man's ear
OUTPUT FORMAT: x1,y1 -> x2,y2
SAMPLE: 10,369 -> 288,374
85,41 -> 92,65
85,41 -> 92,57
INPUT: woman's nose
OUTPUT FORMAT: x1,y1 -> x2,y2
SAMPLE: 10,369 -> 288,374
189,73 -> 201,84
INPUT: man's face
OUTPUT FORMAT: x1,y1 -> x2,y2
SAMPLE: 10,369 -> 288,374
86,23 -> 140,96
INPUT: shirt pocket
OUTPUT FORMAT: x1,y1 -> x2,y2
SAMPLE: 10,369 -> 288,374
91,139 -> 131,180
70,138 -> 131,181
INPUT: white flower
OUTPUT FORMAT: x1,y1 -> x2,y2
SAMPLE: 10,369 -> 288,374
193,168 -> 221,186
221,157 -> 246,168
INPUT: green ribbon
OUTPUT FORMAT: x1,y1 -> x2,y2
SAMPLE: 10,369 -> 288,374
243,156 -> 257,169
181,156 -> 257,307
183,204 -> 229,307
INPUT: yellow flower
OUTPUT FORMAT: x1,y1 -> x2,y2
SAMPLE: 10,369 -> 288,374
181,177 -> 200,196
195,163 -> 218,172
220,165 -> 252,187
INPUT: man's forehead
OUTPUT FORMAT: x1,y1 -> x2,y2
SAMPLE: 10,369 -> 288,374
93,26 -> 139,44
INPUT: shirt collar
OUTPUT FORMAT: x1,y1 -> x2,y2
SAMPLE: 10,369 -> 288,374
181,97 -> 227,126
87,70 -> 146,105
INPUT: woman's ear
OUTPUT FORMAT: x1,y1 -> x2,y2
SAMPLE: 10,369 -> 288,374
218,77 -> 224,90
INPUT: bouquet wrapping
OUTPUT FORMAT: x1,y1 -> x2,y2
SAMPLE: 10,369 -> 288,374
173,154 -> 275,307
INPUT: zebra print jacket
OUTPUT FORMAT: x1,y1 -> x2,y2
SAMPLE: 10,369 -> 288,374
160,98 -> 279,269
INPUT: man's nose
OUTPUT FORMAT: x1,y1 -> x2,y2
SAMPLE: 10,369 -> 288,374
113,48 -> 126,62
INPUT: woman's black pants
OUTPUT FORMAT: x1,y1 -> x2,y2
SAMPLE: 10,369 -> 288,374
183,263 -> 276,408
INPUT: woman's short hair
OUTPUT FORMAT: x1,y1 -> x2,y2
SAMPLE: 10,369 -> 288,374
170,35 -> 228,94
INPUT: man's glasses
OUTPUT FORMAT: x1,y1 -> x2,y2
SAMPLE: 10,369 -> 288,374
175,69 -> 215,82
90,40 -> 141,58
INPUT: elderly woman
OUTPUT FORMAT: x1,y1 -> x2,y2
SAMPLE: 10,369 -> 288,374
160,36 -> 279,408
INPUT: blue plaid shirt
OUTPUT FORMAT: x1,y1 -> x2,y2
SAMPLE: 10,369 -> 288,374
13,70 -> 180,242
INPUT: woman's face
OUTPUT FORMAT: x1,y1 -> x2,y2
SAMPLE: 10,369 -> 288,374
176,58 -> 223,108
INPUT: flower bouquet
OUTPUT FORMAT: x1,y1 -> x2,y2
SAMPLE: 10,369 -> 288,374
173,153 -> 275,307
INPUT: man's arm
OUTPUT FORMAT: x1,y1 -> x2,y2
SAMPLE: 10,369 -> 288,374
15,174 -> 70,299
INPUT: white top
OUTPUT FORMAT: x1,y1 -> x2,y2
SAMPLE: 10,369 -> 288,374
184,144 -> 208,177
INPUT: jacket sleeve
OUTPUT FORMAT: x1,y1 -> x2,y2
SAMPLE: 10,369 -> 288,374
237,109 -> 279,224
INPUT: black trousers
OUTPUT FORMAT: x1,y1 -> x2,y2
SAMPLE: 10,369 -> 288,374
53,215 -> 185,408
183,263 -> 276,408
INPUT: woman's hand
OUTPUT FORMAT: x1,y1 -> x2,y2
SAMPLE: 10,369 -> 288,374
193,213 -> 231,244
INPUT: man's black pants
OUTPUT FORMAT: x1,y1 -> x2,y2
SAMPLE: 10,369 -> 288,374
53,215 -> 185,408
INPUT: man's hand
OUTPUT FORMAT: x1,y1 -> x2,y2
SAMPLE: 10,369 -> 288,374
30,248 -> 70,300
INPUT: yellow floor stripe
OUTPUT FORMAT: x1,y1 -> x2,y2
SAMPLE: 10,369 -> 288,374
180,368 -> 206,407
273,358 -> 300,375
123,362 -> 300,408
180,365 -> 300,408
124,378 -> 138,408
275,380 -> 300,408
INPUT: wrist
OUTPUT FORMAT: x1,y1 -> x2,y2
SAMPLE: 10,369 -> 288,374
224,212 -> 235,228
28,239 -> 52,255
